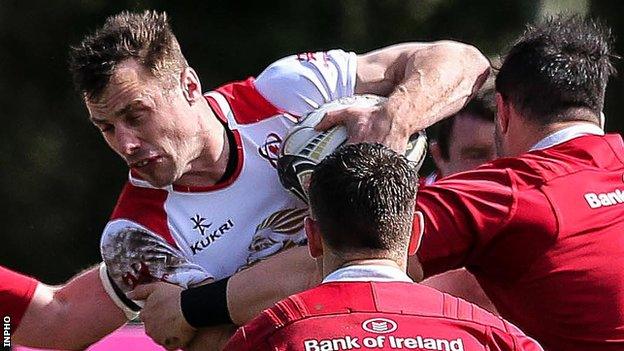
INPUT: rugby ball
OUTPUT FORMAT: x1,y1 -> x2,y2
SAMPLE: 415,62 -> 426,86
277,94 -> 427,202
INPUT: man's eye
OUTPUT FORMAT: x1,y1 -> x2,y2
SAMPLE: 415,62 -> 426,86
98,124 -> 113,133
127,114 -> 144,125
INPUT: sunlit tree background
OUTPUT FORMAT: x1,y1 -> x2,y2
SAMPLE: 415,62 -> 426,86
1,0 -> 620,283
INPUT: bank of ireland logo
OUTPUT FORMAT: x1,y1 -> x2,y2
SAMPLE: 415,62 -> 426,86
361,318 -> 398,334
258,133 -> 282,168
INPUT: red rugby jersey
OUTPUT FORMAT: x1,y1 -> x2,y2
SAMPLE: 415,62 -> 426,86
415,133 -> 624,350
0,266 -> 38,329
225,281 -> 542,351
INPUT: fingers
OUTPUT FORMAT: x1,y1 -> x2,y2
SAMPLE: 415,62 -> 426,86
314,109 -> 348,131
127,282 -> 158,300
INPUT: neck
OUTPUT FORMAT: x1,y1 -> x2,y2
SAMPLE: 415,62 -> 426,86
174,98 -> 231,188
507,120 -> 599,157
322,252 -> 407,279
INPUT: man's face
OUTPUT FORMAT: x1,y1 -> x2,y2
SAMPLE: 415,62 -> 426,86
437,113 -> 496,176
86,59 -> 203,188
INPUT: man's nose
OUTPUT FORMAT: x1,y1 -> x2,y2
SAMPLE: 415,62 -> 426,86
116,127 -> 141,156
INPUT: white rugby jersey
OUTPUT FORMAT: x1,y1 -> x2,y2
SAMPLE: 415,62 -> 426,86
101,50 -> 357,288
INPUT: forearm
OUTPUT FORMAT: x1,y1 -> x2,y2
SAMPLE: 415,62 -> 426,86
385,41 -> 490,133
227,245 -> 320,325
13,265 -> 126,349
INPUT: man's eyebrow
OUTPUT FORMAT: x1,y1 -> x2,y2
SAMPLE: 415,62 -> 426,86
115,100 -> 149,117
90,100 -> 150,123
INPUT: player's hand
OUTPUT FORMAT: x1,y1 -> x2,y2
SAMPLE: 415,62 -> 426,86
128,282 -> 196,350
315,104 -> 410,153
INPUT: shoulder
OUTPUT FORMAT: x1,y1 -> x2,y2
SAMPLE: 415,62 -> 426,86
107,181 -> 174,246
210,78 -> 286,125
418,164 -> 515,211
226,301 -> 290,350
412,285 -> 542,349
254,49 -> 358,116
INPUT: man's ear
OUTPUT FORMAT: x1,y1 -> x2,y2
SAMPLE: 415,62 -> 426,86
304,217 -> 323,259
429,141 -> 447,176
180,67 -> 202,103
495,92 -> 510,134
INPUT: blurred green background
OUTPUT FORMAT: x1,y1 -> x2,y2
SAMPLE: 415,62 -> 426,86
1,0 -> 622,283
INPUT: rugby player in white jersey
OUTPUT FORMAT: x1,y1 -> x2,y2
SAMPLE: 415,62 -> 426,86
3,9 -> 488,350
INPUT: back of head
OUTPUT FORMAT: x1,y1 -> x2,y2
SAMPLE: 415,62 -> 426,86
69,10 -> 188,101
308,143 -> 418,262
496,15 -> 616,124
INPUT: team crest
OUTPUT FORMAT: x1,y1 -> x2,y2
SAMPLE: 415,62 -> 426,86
258,133 -> 283,168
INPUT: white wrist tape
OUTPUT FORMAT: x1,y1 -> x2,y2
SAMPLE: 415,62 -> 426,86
99,263 -> 140,320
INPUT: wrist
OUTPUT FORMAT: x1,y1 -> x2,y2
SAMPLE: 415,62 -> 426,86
180,277 -> 233,328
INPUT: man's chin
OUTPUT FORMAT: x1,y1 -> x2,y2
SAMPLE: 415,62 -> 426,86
137,173 -> 175,188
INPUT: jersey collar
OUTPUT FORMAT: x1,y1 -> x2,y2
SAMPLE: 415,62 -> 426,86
322,264 -> 413,283
530,123 -> 604,151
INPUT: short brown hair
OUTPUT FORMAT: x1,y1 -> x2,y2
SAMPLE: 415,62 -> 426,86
308,143 -> 418,261
69,10 -> 188,100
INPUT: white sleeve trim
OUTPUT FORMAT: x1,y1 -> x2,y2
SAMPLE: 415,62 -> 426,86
98,263 -> 140,320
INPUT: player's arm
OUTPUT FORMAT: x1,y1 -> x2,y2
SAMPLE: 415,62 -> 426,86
409,168 -> 515,279
318,41 -> 490,152
127,246 -> 319,350
227,245 -> 320,324
13,265 -> 127,350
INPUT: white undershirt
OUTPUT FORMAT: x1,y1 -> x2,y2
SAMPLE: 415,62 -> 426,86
530,123 -> 604,151
322,264 -> 413,283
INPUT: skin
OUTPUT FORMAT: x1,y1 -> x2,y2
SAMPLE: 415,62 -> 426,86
86,59 -> 228,189
430,112 -> 496,176
318,41 -> 490,153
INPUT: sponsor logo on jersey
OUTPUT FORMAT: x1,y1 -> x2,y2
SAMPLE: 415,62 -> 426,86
303,335 -> 464,351
362,318 -> 398,334
191,214 -> 211,235
584,188 -> 624,209
296,52 -> 330,64
258,133 -> 282,168
190,218 -> 235,255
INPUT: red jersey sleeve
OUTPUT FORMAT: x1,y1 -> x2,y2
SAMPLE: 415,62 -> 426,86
0,266 -> 39,329
223,310 -> 277,350
415,167 -> 515,276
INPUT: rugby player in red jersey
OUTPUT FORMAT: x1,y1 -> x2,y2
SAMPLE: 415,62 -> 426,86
133,15 -> 623,351
223,143 -> 542,351
410,15 -> 624,350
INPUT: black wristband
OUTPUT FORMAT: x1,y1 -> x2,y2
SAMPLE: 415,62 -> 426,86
181,276 -> 233,328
